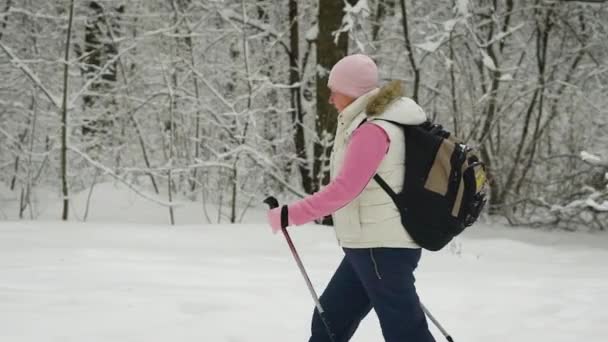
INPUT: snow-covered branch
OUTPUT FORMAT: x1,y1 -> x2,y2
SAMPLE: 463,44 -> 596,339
68,43 -> 138,108
581,151 -> 608,167
69,146 -> 181,208
0,41 -> 62,109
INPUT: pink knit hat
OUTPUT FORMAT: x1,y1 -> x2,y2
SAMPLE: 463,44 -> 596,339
327,54 -> 379,98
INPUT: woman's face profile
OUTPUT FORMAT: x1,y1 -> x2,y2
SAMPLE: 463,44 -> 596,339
329,88 -> 354,113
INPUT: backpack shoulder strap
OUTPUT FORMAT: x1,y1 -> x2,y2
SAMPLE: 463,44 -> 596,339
373,174 -> 399,204
359,118 -> 419,206
362,118 -> 405,204
356,119 -> 367,128
368,119 -> 433,137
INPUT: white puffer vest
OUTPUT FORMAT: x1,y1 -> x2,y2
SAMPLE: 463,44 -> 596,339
329,81 -> 427,248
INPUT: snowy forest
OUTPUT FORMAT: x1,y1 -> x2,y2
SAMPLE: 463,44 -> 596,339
2,2 -> 608,342
1,0 -> 607,229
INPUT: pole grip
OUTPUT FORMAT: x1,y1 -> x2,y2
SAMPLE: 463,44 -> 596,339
264,196 -> 288,229
263,196 -> 279,209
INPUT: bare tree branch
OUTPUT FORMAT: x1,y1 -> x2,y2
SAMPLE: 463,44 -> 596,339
0,41 -> 62,108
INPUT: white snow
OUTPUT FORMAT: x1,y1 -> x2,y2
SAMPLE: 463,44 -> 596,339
415,39 -> 443,53
0,181 -> 265,224
1,220 -> 607,342
305,24 -> 319,41
443,19 -> 458,32
316,64 -> 330,78
481,50 -> 497,71
491,23 -> 525,44
581,151 -> 604,165
585,198 -> 608,212
456,0 -> 469,16
1,183 -> 608,341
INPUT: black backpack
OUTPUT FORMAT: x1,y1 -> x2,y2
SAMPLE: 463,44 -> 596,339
368,119 -> 488,251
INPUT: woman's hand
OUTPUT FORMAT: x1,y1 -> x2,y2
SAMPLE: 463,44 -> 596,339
267,207 -> 285,234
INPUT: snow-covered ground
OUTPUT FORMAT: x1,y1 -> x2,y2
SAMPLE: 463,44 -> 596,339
1,182 -> 608,341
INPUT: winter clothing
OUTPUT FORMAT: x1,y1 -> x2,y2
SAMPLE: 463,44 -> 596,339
267,123 -> 390,234
266,54 -> 435,342
273,80 -> 427,248
328,54 -> 379,98
330,80 -> 426,248
309,248 -> 435,342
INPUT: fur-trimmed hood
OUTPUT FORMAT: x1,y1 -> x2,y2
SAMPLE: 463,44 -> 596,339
335,80 -> 428,139
365,80 -> 427,125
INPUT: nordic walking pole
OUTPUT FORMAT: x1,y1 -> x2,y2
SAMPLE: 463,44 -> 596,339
264,196 -> 336,342
420,302 -> 454,342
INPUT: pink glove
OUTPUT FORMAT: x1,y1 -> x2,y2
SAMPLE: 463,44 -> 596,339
267,207 -> 284,234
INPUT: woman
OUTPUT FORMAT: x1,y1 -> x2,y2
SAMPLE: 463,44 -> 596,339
267,54 -> 436,342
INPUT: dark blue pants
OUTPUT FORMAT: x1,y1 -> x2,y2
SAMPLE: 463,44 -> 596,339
309,248 -> 435,342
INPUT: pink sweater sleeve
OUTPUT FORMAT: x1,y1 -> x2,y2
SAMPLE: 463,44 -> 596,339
288,123 -> 390,226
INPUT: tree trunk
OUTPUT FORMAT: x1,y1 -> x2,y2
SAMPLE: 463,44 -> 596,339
24,93 -> 38,219
78,1 -> 121,137
477,1 -> 502,145
314,0 -> 352,225
372,0 -> 395,42
399,0 -> 420,102
315,0 -> 351,189
186,31 -> 203,193
514,5 -> 554,197
448,31 -> 459,137
9,129 -> 27,191
0,0 -> 12,41
100,3 -> 160,194
167,94 -> 176,226
499,0 -> 514,54
289,0 -> 314,194
471,1 -> 503,214
61,0 -> 76,220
